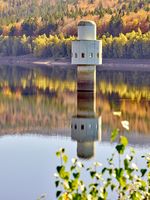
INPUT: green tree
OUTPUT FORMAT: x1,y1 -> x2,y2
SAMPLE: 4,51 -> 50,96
9,26 -> 17,36
0,27 -> 3,35
21,18 -> 38,36
108,15 -> 123,36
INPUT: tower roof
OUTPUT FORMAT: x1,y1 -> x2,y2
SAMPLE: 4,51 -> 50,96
78,20 -> 96,27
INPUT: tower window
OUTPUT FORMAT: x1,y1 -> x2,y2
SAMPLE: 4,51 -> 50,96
89,53 -> 93,58
81,124 -> 84,130
97,53 -> 99,58
74,124 -> 77,129
81,53 -> 85,58
75,53 -> 78,58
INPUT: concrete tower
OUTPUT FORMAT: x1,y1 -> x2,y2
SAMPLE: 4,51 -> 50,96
72,20 -> 102,65
71,20 -> 102,159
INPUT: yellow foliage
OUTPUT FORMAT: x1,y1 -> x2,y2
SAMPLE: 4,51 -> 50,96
2,87 -> 12,97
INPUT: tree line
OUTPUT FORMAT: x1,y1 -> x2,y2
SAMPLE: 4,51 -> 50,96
0,30 -> 149,59
0,0 -> 149,37
0,0 -> 149,25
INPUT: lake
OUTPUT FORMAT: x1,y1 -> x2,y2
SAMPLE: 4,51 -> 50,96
0,64 -> 150,200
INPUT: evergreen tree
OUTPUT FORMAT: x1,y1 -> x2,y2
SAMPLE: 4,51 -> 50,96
108,15 -> 123,36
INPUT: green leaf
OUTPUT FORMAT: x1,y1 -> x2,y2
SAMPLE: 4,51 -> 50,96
63,172 -> 70,180
69,179 -> 79,191
124,159 -> 129,170
55,180 -> 59,187
90,171 -> 96,178
73,172 -> 80,179
62,155 -> 68,164
87,167 -> 92,171
140,180 -> 147,188
126,168 -> 134,177
131,191 -> 142,200
108,168 -> 113,175
56,191 -> 61,198
111,184 -> 116,191
119,177 -> 126,187
90,187 -> 98,196
115,168 -> 124,180
70,165 -> 76,171
56,151 -> 60,157
56,165 -> 64,174
56,165 -> 69,180
140,169 -> 147,177
116,144 -> 125,154
73,194 -> 81,199
111,129 -> 119,142
89,183 -> 98,188
100,188 -> 108,199
102,167 -> 107,174
120,136 -> 128,146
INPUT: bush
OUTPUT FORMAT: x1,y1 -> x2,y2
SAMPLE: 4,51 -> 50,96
55,124 -> 150,199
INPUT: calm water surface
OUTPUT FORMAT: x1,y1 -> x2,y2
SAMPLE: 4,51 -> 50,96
0,64 -> 150,200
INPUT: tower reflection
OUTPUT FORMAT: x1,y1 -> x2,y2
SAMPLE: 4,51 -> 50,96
71,66 -> 101,159
71,20 -> 102,159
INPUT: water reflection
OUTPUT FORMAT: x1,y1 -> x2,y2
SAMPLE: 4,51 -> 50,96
0,64 -> 150,144
71,66 -> 101,158
0,64 -> 149,200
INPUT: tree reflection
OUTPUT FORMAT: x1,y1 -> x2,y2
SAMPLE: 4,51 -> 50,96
0,65 -> 149,138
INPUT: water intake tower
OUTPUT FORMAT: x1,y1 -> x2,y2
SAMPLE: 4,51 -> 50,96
71,20 -> 102,159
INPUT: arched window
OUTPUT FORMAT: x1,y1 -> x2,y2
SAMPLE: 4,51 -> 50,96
81,53 -> 85,58
74,124 -> 77,129
75,53 -> 78,58
89,53 -> 93,58
81,124 -> 84,130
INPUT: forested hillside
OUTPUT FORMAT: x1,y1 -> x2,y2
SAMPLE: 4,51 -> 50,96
0,0 -> 149,36
0,0 -> 149,58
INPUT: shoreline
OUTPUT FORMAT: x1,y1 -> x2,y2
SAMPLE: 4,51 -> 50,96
0,55 -> 150,71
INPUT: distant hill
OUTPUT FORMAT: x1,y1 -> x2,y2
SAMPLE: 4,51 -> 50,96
0,1 -> 149,58
0,0 -> 149,36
